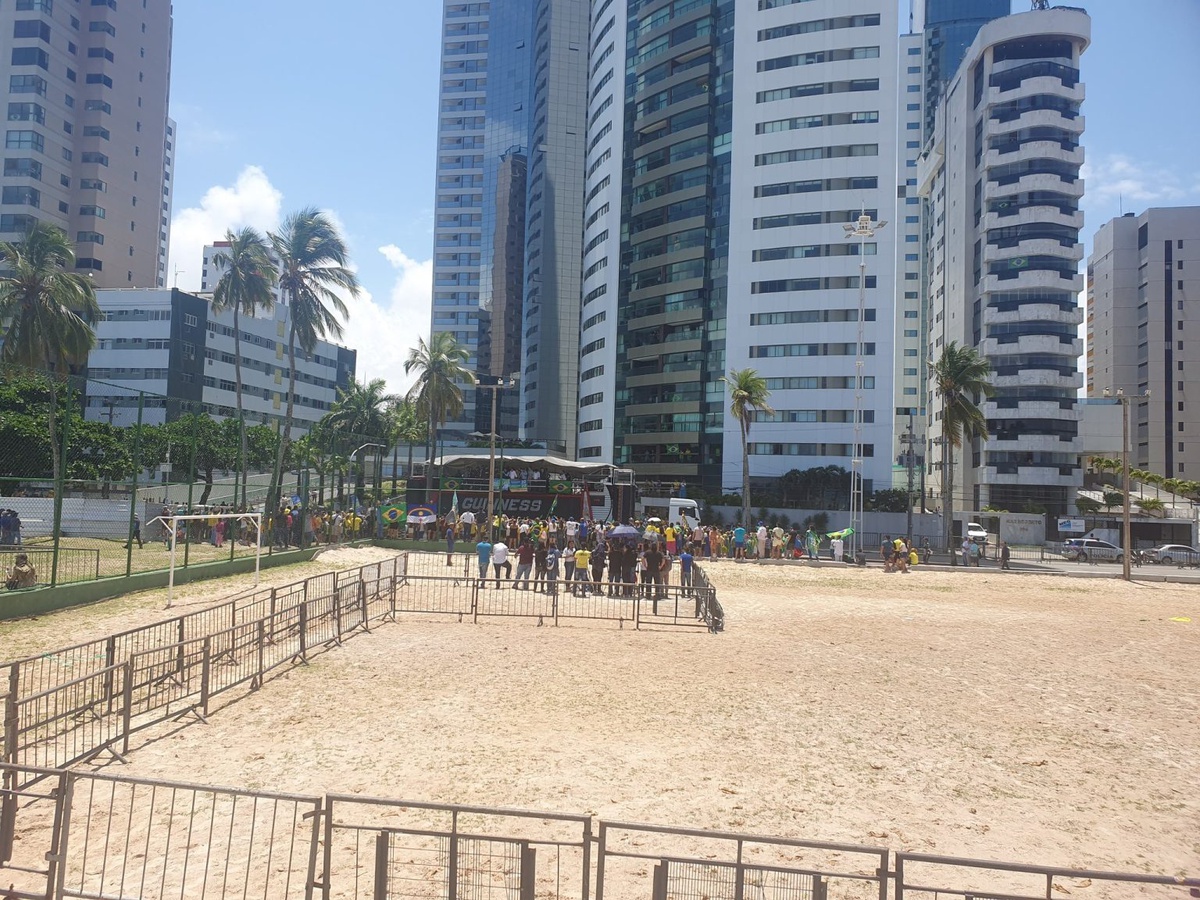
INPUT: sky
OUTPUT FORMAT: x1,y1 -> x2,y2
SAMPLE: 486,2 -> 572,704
166,0 -> 1200,396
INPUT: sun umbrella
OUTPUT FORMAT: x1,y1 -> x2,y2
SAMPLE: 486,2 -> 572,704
610,524 -> 640,538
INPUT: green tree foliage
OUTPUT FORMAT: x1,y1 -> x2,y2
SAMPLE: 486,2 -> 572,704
868,488 -> 910,513
723,368 -> 773,527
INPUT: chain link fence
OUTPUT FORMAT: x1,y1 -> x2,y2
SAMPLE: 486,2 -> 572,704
0,365 -> 397,587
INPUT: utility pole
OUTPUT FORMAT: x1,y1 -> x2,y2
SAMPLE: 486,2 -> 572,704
903,413 -> 917,540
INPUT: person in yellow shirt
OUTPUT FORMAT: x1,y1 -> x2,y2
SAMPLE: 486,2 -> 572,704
573,545 -> 592,596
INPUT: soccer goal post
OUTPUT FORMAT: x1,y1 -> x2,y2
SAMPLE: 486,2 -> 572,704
147,511 -> 263,609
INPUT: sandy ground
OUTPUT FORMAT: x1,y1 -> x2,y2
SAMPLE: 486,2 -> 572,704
0,544 -> 402,660
3,557 -> 1197,897
98,563 -> 1200,870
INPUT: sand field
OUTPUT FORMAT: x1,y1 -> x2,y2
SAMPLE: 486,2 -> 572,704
2,555 -> 1197,897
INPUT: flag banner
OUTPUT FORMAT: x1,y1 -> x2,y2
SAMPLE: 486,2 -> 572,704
407,505 -> 438,525
548,479 -> 573,494
381,503 -> 406,525
451,490 -> 459,513
493,478 -> 511,491
826,527 -> 854,540
548,496 -> 558,516
582,489 -> 593,521
508,479 -> 528,493
440,476 -> 463,490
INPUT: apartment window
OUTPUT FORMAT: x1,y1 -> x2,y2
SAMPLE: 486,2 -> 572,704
84,99 -> 112,114
1,186 -> 40,207
13,20 -> 52,41
9,74 -> 47,95
91,0 -> 118,8
11,48 -> 50,70
5,130 -> 43,151
0,214 -> 37,232
16,0 -> 54,11
81,151 -> 109,165
79,205 -> 105,218
80,177 -> 106,191
183,313 -> 198,327
82,125 -> 110,140
87,48 -> 115,62
89,21 -> 116,36
85,73 -> 114,88
76,230 -> 104,244
3,158 -> 42,179
7,102 -> 45,124
75,257 -> 103,270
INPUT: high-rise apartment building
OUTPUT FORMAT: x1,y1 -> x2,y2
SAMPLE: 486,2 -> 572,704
580,0 -> 901,494
0,0 -> 173,288
919,6 -> 1090,517
892,1 -> 1008,488
429,0 -> 586,453
1087,207 -> 1200,479
84,289 -> 355,431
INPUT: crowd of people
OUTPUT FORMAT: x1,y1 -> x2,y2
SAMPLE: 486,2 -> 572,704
0,509 -> 24,546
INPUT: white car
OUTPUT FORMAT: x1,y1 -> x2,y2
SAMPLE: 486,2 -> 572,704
965,522 -> 989,544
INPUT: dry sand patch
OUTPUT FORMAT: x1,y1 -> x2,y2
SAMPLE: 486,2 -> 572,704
87,561 -> 1199,880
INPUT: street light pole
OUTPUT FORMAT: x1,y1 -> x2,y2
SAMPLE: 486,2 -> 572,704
479,375 -> 516,541
843,209 -> 886,561
1105,387 -> 1150,582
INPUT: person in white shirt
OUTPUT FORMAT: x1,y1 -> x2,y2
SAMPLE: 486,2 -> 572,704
565,518 -> 579,540
491,541 -> 511,587
756,523 -> 768,560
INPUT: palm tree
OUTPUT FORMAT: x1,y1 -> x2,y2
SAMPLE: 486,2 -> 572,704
0,222 -> 100,484
1135,497 -> 1165,517
932,342 -> 994,563
210,226 -> 278,508
1144,471 -> 1165,499
324,377 -> 396,498
723,368 -> 773,530
404,333 -> 473,504
270,207 -> 360,456
387,398 -> 426,498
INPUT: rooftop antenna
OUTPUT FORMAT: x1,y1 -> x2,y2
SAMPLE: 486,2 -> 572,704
173,266 -> 184,288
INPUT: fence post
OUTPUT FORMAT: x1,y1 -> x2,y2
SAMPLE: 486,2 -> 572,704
120,662 -> 132,755
0,664 -> 19,864
50,383 -> 69,588
3,664 -> 17,767
580,817 -> 592,900
183,412 -> 198,570
103,636 -> 116,709
254,619 -> 265,690
124,392 -> 145,578
471,578 -> 478,624
358,580 -> 368,632
634,595 -> 640,630
298,602 -> 309,661
334,584 -> 342,641
45,769 -> 76,899
177,617 -> 186,677
200,636 -> 212,716
894,854 -> 904,900
269,587 -> 277,642
595,822 -> 607,900
448,810 -> 459,900
373,831 -> 389,900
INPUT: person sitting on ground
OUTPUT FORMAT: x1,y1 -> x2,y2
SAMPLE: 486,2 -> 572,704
6,553 -> 36,590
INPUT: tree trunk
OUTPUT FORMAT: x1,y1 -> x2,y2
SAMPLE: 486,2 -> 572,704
944,441 -> 956,566
200,467 -> 214,505
233,306 -> 248,510
741,419 -> 751,529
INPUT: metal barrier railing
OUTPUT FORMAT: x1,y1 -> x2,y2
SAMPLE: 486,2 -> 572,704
6,763 -> 1189,900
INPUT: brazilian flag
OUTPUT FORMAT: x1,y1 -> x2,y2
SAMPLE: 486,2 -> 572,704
549,479 -> 572,494
441,476 -> 463,490
381,503 -> 406,524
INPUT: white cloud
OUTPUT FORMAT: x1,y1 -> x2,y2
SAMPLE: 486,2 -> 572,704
1082,153 -> 1200,206
168,166 -> 283,290
168,166 -> 431,397
339,245 -> 432,397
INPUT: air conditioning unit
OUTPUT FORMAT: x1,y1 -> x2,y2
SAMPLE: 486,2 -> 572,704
611,468 -> 635,486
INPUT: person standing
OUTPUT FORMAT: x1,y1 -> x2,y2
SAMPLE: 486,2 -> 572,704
534,541 -> 548,592
679,547 -> 694,596
756,522 -> 768,560
445,522 -> 457,566
732,524 -> 747,560
590,541 -> 607,595
545,541 -> 561,597
644,543 -> 664,612
476,535 -> 493,583
960,537 -> 971,567
513,538 -> 534,590
1000,540 -> 1011,570
491,539 -> 511,588
573,544 -> 592,596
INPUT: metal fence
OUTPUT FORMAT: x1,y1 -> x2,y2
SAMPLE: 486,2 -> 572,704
2,763 -> 1194,900
1,554 -> 720,795
0,365 -> 399,588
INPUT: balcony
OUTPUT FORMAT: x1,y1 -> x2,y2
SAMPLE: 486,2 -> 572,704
980,333 -> 1082,358
984,173 -> 1084,202
986,108 -> 1085,137
986,433 -> 1078,452
984,399 -> 1074,419
625,430 -> 700,446
984,141 -> 1084,171
990,370 -> 1082,391
982,303 -> 1084,328
986,75 -> 1085,109
981,206 -> 1082,233
627,302 -> 705,333
624,399 -> 702,417
982,466 -> 1080,487
981,269 -> 1084,296
983,239 -> 1083,266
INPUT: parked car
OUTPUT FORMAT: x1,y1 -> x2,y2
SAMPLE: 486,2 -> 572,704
965,522 -> 989,544
1060,538 -> 1124,563
1144,544 -> 1200,565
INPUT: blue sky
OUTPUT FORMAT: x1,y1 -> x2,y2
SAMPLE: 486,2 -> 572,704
166,0 -> 1200,394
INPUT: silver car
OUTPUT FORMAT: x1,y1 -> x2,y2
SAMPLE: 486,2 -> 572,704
1144,544 -> 1200,565
1060,538 -> 1124,563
